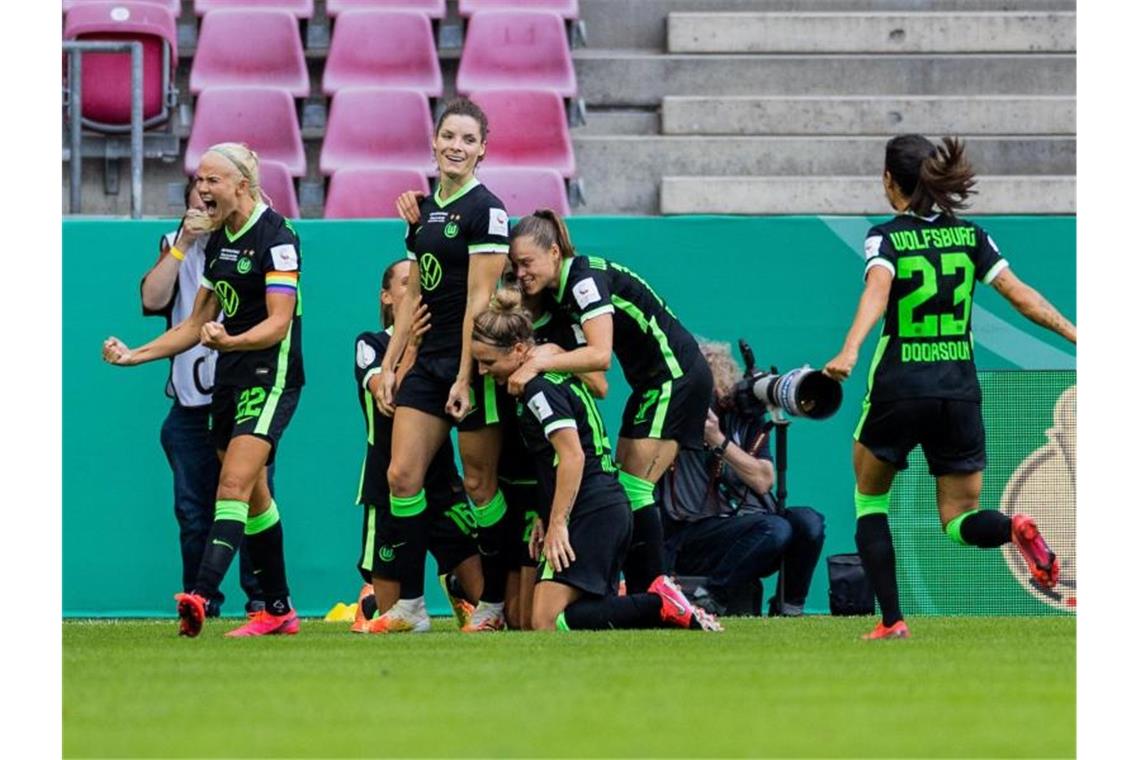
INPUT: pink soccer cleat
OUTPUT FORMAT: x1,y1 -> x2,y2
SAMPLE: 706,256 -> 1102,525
224,609 -> 300,638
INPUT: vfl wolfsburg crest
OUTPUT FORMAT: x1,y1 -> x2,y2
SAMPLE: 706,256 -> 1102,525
419,252 -> 443,291
214,281 -> 240,317
236,258 -> 252,275
444,221 -> 460,238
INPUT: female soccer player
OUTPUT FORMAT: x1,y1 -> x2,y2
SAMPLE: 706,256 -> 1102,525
823,134 -> 1076,640
103,143 -> 303,638
507,210 -> 714,594
471,290 -> 721,632
376,98 -> 513,631
352,259 -> 485,633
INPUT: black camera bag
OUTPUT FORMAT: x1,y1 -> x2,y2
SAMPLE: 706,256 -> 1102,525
827,553 -> 875,615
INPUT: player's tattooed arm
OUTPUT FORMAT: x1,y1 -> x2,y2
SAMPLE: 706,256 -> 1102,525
991,268 -> 1076,344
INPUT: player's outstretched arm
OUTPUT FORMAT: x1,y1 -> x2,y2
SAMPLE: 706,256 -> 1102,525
991,268 -> 1076,344
104,286 -> 220,366
824,266 -> 893,381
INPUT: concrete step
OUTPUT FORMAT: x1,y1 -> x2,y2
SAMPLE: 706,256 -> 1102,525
668,12 -> 1075,54
661,96 -> 1075,135
575,109 -> 661,136
580,0 -> 1076,50
573,52 -> 1075,106
660,175 -> 1075,214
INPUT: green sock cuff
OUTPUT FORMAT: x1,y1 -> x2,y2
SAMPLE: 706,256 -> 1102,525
215,499 -> 249,523
944,509 -> 979,546
556,611 -> 571,631
618,471 -> 656,510
854,489 -> 891,519
390,490 -> 427,518
244,501 -> 280,536
473,489 -> 507,528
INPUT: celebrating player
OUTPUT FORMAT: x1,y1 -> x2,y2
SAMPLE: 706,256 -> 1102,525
823,134 -> 1077,640
103,143 -> 303,638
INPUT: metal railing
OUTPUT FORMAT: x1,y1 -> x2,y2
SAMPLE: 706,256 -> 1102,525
63,40 -> 144,219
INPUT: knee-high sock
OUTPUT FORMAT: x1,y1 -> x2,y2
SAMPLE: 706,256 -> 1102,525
622,500 -> 666,594
473,490 -> 509,604
855,511 -> 903,626
561,593 -> 663,630
389,491 -> 430,600
244,500 -> 291,615
945,509 -> 1012,548
193,499 -> 249,599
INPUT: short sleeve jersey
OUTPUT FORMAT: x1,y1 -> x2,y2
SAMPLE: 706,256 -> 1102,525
518,372 -> 626,520
354,328 -> 464,507
201,203 -> 304,389
404,178 -> 509,358
862,213 -> 1008,403
550,256 -> 701,389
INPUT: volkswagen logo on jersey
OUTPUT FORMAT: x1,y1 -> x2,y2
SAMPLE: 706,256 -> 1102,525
419,252 -> 443,291
214,281 -> 240,317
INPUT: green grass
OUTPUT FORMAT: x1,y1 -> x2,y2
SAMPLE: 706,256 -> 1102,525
63,616 -> 1074,758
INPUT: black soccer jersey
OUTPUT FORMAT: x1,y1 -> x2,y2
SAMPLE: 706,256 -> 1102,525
550,255 -> 701,389
353,328 -> 464,507
405,178 -> 510,358
201,203 -> 304,389
862,213 -> 1008,403
518,371 -> 626,519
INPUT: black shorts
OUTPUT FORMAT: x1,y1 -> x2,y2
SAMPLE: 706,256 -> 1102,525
620,357 -> 713,449
501,478 -> 541,569
210,385 -> 300,465
395,355 -> 494,432
856,397 -> 986,476
538,502 -> 632,597
358,499 -> 479,584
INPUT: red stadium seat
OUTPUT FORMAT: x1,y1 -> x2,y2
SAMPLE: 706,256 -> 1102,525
320,88 -> 435,176
469,89 -> 575,177
258,159 -> 300,218
324,168 -> 430,219
477,167 -> 570,217
184,87 -> 306,176
63,0 -> 182,17
193,1 -> 313,19
456,10 -> 577,98
63,1 -> 178,133
322,10 -> 442,97
326,1 -> 445,19
189,9 -> 309,97
459,1 -> 578,20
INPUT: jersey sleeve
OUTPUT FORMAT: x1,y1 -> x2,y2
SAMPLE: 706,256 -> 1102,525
565,258 -> 614,324
973,224 -> 1010,285
404,221 -> 419,261
863,225 -> 898,280
261,224 -> 301,297
464,194 -> 510,256
354,332 -> 388,391
523,378 -> 578,439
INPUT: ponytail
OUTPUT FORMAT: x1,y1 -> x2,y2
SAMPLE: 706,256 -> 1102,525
885,135 -> 976,217
473,287 -> 534,348
379,258 -> 404,329
510,208 -> 575,259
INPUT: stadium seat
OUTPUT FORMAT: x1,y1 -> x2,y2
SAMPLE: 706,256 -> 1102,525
193,0 -> 313,19
189,8 -> 310,97
184,87 -> 305,176
456,10 -> 577,97
325,1 -> 445,19
63,0 -> 181,17
458,1 -> 578,20
63,1 -> 178,133
322,10 -> 442,97
258,159 -> 300,218
469,89 -> 575,177
320,88 -> 435,176
324,168 -> 430,219
476,167 -> 570,217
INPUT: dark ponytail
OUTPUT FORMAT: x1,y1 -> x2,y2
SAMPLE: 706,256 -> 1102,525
510,208 -> 575,259
885,135 -> 976,217
379,258 -> 404,329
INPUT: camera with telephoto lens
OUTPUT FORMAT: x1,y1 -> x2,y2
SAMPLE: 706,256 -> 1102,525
731,340 -> 842,420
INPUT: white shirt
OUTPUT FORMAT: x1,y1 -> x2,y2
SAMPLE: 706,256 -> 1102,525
162,230 -> 217,407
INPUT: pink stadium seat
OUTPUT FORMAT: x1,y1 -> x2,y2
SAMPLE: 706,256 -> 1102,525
258,159 -> 300,218
189,9 -> 310,97
326,1 -> 445,19
477,167 -> 570,217
459,1 -> 578,20
194,0 -> 313,19
456,10 -> 577,98
470,89 -> 575,177
324,168 -> 430,219
184,87 -> 306,176
63,0 -> 182,17
320,88 -> 435,176
63,1 -> 178,132
322,10 -> 442,97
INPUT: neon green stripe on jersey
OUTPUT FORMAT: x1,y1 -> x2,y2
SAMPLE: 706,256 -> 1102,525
649,380 -> 673,439
853,333 -> 890,441
610,295 -> 683,379
224,202 -> 266,243
254,322 -> 292,436
434,176 -> 480,208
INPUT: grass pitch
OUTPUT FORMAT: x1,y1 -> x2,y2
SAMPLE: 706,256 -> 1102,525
63,616 -> 1074,758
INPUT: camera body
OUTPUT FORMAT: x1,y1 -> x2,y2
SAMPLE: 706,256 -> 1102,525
731,340 -> 842,421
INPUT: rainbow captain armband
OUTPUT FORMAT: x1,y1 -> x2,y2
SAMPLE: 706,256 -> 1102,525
265,271 -> 298,295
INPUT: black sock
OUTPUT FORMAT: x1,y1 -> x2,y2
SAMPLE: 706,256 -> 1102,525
244,504 -> 291,615
360,593 -> 378,621
447,572 -> 478,606
623,507 -> 666,594
473,491 -> 511,604
959,510 -> 1013,548
193,513 -> 247,599
563,593 -> 663,630
855,514 -> 903,626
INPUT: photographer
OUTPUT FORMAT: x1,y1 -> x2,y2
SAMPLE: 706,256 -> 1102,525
658,341 -> 825,617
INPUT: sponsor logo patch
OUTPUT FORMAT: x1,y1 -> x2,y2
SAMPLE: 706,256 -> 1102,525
488,207 -> 509,237
356,339 -> 376,369
527,391 -> 554,422
270,244 -> 298,271
864,235 -> 883,260
572,278 -> 601,309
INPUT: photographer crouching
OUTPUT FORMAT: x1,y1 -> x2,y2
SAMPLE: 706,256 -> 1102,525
657,341 -> 825,617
